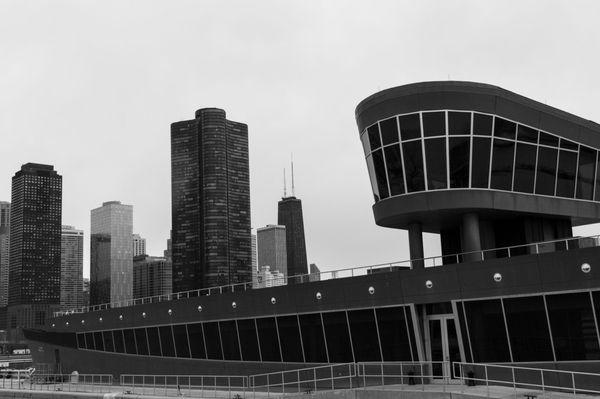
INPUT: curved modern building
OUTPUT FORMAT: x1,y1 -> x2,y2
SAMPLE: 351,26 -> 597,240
23,83 -> 600,381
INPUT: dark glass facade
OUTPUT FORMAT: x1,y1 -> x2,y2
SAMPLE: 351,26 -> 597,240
277,197 -> 309,277
171,108 -> 252,291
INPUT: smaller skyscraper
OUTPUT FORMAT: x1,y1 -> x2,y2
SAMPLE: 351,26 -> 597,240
133,255 -> 172,299
251,233 -> 257,270
278,196 -> 308,278
164,231 -> 172,261
82,278 -> 90,308
132,234 -> 146,257
0,201 -> 10,308
60,225 -> 83,311
309,263 -> 321,282
257,225 -> 287,278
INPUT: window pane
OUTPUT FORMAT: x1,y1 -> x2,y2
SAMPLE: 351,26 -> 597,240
513,143 -> 536,193
123,329 -> 137,355
490,139 -> 515,191
405,308 -> 419,358
449,137 -> 470,188
556,150 -> 577,198
425,138 -> 447,189
398,113 -> 421,140
76,333 -> 85,349
402,140 -> 425,192
596,156 -> 600,201
517,125 -> 538,143
577,146 -> 596,200
448,111 -> 470,135
384,145 -> 405,196
471,137 -> 491,188
94,331 -> 104,351
457,303 -> 473,363
147,327 -> 162,357
173,324 -> 191,358
237,319 -> 260,361
299,313 -> 328,363
219,320 -> 241,360
535,146 -> 557,195
84,332 -> 94,350
360,132 -> 370,155
561,139 -> 578,151
422,112 -> 445,137
376,307 -> 412,361
322,311 -> 353,362
380,117 -> 399,145
348,309 -> 381,361
464,299 -> 511,362
539,132 -> 559,147
103,331 -> 114,352
159,325 -> 176,357
503,296 -> 553,362
366,155 -> 380,202
372,150 -> 389,199
187,323 -> 205,359
367,124 -> 381,151
277,315 -> 304,362
203,322 -> 223,360
546,292 -> 600,360
134,328 -> 148,356
494,117 -> 516,139
113,330 -> 125,354
473,113 -> 493,136
256,317 -> 281,362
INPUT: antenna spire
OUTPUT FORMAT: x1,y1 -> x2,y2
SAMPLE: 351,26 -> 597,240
291,154 -> 295,197
283,168 -> 287,198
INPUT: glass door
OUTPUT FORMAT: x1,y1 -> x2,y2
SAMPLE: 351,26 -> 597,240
426,315 -> 462,379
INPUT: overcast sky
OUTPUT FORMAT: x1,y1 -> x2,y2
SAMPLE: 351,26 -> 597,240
2,0 -> 600,278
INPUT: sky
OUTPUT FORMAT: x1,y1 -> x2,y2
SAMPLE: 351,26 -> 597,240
2,0 -> 600,278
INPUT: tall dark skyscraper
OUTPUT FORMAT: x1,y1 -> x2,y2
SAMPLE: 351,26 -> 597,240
171,108 -> 251,292
8,163 -> 62,341
277,196 -> 308,278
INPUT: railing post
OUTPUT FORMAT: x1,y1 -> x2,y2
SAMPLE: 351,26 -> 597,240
298,369 -> 300,393
381,363 -> 384,386
566,239 -> 569,250
512,367 -> 516,397
330,365 -> 334,390
572,372 -> 576,396
541,369 -> 545,399
314,367 -> 317,392
485,365 -> 489,398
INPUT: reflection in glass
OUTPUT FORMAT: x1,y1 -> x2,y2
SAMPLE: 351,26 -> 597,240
372,150 -> 389,199
448,111 -> 471,135
503,296 -> 553,361
402,140 -> 425,192
376,307 -> 413,361
384,145 -> 405,196
219,320 -> 240,360
147,326 -> 162,357
123,329 -> 137,355
471,137 -> 491,188
517,125 -> 538,143
473,113 -> 493,136
561,139 -> 578,151
546,292 -> 600,360
366,155 -> 380,202
380,117 -> 399,145
513,143 -> 536,193
556,150 -> 577,198
398,113 -> 421,140
535,147 -> 557,195
76,333 -> 84,349
422,111 -> 445,137
449,138 -> 470,188
539,132 -> 559,147
429,319 -> 444,377
299,313 -> 328,363
113,330 -> 125,353
256,317 -> 281,362
237,319 -> 260,361
494,117 -> 516,140
576,146 -> 596,200
367,124 -> 381,151
94,331 -> 104,351
203,322 -> 223,360
186,323 -> 205,359
134,328 -> 148,356
322,311 -> 353,362
159,326 -> 175,357
348,309 -> 381,361
361,132 -> 370,155
425,138 -> 447,189
464,299 -> 511,362
596,160 -> 600,201
457,303 -> 473,362
277,315 -> 304,362
173,324 -> 190,358
103,331 -> 114,352
490,138 -> 515,191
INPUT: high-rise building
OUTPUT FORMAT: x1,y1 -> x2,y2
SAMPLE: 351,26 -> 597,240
251,233 -> 257,270
8,163 -> 62,340
309,263 -> 321,282
61,225 -> 83,310
0,202 -> 9,229
90,201 -> 133,306
132,234 -> 146,257
0,202 -> 10,308
171,108 -> 252,291
251,265 -> 285,289
257,225 -> 287,278
133,255 -> 172,299
277,196 -> 308,278
82,278 -> 90,308
164,231 -> 172,261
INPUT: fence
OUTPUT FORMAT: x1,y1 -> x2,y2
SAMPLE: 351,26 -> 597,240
0,372 -> 113,393
120,374 -> 248,398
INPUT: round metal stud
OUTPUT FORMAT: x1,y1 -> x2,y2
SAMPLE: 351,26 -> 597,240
232,302 -> 237,309
197,305 -> 203,312
99,317 -> 103,322
270,297 -> 276,305
582,263 -> 591,273
493,273 -> 502,282
168,309 -> 173,316
51,323 -> 55,328
119,315 -> 123,320
81,320 -> 85,325
368,286 -> 375,295
316,292 -> 322,300
65,322 -> 69,326
425,280 -> 433,289
142,312 -> 146,318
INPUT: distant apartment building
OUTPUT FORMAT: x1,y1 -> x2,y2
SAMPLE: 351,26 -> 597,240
60,225 -> 83,310
90,201 -> 133,305
309,263 -> 321,282
251,233 -> 257,270
164,231 -> 172,261
0,201 -> 9,308
252,266 -> 285,289
132,234 -> 146,257
133,255 -> 172,299
277,196 -> 308,277
82,278 -> 90,308
257,225 -> 287,278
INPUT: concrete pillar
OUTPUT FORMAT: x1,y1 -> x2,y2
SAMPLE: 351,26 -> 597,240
408,222 -> 424,269
461,213 -> 482,262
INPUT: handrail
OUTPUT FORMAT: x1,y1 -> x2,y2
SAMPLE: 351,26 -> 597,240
54,234 -> 600,317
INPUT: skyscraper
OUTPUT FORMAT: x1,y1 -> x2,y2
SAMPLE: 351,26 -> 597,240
8,163 -> 62,340
251,233 -> 257,270
133,255 -> 172,299
90,201 -> 133,305
257,224 -> 287,277
61,225 -> 83,310
132,233 -> 146,257
0,202 -> 10,308
277,196 -> 308,278
171,108 -> 251,291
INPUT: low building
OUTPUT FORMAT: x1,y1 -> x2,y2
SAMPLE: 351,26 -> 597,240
252,265 -> 285,288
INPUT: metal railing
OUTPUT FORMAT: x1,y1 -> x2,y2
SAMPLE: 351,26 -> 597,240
0,372 -> 113,393
54,234 -> 600,317
121,374 -> 248,398
454,362 -> 600,397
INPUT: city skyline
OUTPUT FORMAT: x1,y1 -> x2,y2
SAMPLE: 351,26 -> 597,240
3,1 -> 600,281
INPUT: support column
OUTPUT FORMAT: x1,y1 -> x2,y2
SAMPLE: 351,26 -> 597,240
461,213 -> 482,262
408,222 -> 424,269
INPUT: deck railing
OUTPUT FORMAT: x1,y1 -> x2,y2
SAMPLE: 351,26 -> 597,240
54,234 -> 600,317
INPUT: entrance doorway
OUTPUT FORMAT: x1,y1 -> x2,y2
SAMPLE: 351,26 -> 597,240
425,315 -> 462,379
